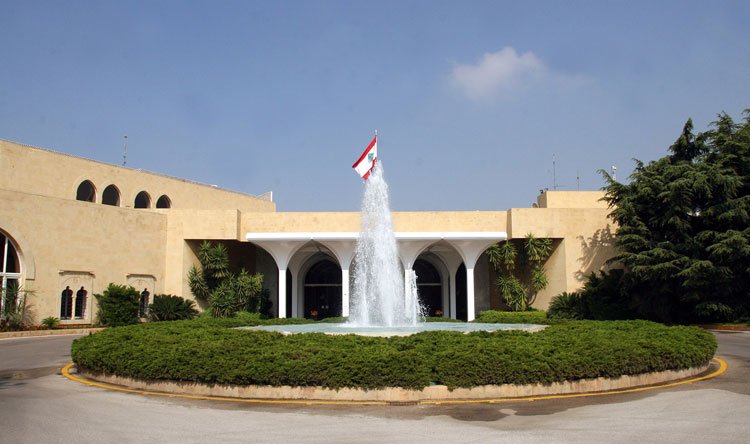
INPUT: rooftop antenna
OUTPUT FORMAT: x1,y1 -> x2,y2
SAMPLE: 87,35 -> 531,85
611,165 -> 617,181
552,154 -> 558,191
122,135 -> 128,166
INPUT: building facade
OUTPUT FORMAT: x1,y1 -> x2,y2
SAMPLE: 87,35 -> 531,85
0,139 -> 615,324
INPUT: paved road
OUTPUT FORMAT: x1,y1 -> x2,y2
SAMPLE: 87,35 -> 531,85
1,331 -> 748,443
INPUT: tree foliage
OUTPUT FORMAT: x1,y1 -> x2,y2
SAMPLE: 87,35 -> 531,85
188,241 -> 266,318
487,234 -> 553,311
602,110 -> 750,322
148,295 -> 199,321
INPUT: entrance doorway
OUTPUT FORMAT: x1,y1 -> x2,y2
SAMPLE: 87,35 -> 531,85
413,259 -> 443,317
303,259 -> 342,319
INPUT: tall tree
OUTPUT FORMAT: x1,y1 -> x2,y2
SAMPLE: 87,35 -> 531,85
602,110 -> 750,322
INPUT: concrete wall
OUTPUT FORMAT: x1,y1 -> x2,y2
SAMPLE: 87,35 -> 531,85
536,190 -> 609,209
241,211 -> 508,234
0,139 -> 275,212
507,205 -> 616,308
0,139 -> 275,322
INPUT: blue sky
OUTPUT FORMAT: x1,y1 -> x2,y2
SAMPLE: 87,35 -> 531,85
1,1 -> 748,211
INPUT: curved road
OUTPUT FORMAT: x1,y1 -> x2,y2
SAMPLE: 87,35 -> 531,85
1,331 -> 749,443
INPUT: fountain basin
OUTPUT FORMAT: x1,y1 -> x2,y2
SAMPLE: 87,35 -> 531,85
237,322 -> 546,337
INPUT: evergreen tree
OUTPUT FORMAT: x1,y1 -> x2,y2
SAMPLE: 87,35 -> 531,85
602,110 -> 750,322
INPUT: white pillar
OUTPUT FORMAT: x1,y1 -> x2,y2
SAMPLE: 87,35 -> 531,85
466,266 -> 476,321
290,271 -> 299,318
341,268 -> 350,317
450,273 -> 457,320
277,268 -> 287,318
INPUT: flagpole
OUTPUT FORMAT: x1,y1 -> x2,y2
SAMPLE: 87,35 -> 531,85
375,129 -> 378,171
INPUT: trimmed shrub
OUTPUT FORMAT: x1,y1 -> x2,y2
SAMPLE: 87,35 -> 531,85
148,295 -> 198,322
424,316 -> 463,323
474,310 -> 549,324
95,284 -> 140,327
72,319 -> 715,390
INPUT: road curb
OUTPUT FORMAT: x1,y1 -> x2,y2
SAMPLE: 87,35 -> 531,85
0,328 -> 104,339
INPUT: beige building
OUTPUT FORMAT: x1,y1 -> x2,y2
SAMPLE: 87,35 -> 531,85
0,139 -> 615,324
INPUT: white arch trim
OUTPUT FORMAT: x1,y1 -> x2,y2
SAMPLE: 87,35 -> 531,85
246,232 -> 506,242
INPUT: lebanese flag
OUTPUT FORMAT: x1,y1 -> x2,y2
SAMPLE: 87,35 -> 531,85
352,136 -> 378,179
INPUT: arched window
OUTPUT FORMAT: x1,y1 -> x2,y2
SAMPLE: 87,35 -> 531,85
60,286 -> 73,320
1,232 -> 22,316
102,185 -> 120,206
134,191 -> 151,208
156,195 -> 172,208
76,180 -> 96,202
304,259 -> 342,319
74,286 -> 88,319
414,259 -> 443,317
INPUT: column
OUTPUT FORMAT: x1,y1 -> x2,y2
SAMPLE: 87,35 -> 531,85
449,272 -> 457,320
466,266 -> 475,321
277,268 -> 287,318
290,271 -> 299,318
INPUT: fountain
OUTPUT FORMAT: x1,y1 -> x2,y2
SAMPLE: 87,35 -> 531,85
241,154 -> 544,336
349,162 -> 422,327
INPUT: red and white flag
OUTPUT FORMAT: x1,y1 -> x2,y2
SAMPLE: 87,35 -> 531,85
352,136 -> 378,179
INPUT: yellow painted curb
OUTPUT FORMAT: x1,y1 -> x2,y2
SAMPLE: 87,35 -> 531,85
62,357 -> 728,407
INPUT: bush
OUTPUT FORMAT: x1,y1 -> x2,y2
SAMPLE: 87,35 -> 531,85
42,316 -> 60,329
547,271 -> 638,321
1,284 -> 35,330
424,316 -> 463,323
148,295 -> 198,322
474,310 -> 549,324
581,270 -> 637,320
548,292 -> 586,320
95,284 -> 140,327
208,271 -> 264,318
72,320 -> 716,390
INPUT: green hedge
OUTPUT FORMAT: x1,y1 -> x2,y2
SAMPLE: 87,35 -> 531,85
474,310 -> 550,324
72,320 -> 715,390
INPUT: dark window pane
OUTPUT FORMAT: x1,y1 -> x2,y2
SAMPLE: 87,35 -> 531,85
102,185 -> 120,206
134,191 -> 150,208
156,195 -> 171,208
76,181 -> 96,202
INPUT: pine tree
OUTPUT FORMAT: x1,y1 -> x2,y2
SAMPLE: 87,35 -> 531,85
602,110 -> 750,322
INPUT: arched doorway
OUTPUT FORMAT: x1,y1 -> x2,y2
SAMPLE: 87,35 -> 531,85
1,231 -> 22,316
413,259 -> 443,317
303,259 -> 341,319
